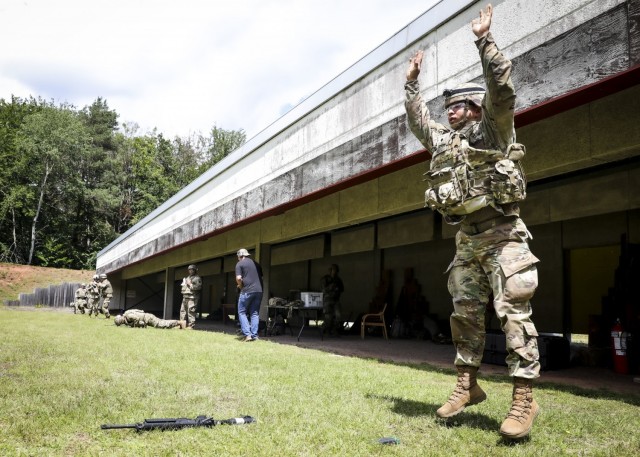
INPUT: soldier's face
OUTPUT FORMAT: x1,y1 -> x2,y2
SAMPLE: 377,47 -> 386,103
447,102 -> 467,127
447,102 -> 481,129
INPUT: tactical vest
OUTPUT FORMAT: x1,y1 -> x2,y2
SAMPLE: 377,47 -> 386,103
181,275 -> 200,297
87,282 -> 101,299
423,131 -> 526,217
99,281 -> 113,297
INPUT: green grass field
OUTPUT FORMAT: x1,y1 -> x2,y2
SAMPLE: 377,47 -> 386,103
1,307 -> 638,456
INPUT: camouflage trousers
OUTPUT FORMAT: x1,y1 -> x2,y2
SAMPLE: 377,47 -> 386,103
100,296 -> 111,318
322,298 -> 342,334
144,314 -> 180,329
447,217 -> 541,379
87,297 -> 100,316
73,299 -> 88,314
180,295 -> 199,327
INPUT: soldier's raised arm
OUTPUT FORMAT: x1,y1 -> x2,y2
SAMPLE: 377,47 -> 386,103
404,49 -> 435,152
474,3 -> 517,149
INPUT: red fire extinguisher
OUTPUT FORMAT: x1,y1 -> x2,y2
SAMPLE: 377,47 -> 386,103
611,319 -> 629,374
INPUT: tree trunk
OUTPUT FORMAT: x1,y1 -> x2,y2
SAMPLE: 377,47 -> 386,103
28,164 -> 50,265
11,207 -> 19,262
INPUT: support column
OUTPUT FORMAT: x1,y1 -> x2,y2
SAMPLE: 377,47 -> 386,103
163,266 -> 176,320
256,243 -> 271,321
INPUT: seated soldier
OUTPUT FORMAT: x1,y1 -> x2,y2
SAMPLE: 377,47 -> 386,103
114,309 -> 187,329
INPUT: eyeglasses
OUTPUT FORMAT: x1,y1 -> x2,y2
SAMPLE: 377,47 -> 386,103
446,102 -> 468,112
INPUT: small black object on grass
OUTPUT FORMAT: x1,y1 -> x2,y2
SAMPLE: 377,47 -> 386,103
378,437 -> 400,445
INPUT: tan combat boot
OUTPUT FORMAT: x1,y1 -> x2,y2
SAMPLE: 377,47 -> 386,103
178,320 -> 187,329
499,377 -> 539,439
436,365 -> 487,418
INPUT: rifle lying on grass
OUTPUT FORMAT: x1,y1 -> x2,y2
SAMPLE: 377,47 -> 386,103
101,415 -> 255,432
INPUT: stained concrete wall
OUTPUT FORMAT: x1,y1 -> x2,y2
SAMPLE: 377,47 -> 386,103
98,1 -> 640,334
97,0 -> 636,275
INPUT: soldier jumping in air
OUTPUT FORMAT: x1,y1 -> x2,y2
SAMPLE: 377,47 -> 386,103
404,4 -> 540,439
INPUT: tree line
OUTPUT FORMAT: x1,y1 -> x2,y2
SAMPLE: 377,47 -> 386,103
0,96 -> 246,270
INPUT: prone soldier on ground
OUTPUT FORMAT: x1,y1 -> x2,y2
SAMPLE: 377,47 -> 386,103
114,309 -> 187,329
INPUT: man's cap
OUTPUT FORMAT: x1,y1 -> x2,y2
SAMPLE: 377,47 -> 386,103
93,274 -> 99,280
237,248 -> 250,257
443,83 -> 485,108
114,315 -> 124,326
188,264 -> 198,271
99,273 -> 107,279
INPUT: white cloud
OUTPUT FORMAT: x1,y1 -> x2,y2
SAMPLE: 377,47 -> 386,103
0,0 -> 434,139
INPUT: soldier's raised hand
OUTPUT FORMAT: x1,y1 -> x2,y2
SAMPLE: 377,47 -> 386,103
406,50 -> 424,81
471,3 -> 492,38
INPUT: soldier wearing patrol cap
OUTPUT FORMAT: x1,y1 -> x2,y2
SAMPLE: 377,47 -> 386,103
97,273 -> 112,319
86,275 -> 101,317
180,264 -> 202,329
404,4 -> 540,439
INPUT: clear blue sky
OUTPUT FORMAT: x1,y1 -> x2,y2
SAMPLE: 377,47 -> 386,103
0,0 -> 437,140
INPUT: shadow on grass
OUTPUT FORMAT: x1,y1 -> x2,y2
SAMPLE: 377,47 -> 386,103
375,360 -> 640,407
367,393 -> 545,446
202,325 -> 640,407
366,393 -> 502,432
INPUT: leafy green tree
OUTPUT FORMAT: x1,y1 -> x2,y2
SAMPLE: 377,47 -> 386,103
75,98 -> 120,268
0,95 -> 246,269
198,125 -> 246,173
14,105 -> 91,265
0,96 -> 48,263
171,133 -> 207,187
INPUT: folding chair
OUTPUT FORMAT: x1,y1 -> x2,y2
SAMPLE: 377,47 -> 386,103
361,303 -> 388,339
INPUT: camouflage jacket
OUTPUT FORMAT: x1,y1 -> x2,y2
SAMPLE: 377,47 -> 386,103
404,32 -> 523,223
86,281 -> 101,299
321,274 -> 344,301
75,287 -> 87,301
181,274 -> 202,298
98,280 -> 113,298
122,309 -> 150,327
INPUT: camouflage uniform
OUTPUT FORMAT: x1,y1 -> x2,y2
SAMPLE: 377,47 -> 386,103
321,265 -> 344,335
97,274 -> 112,318
117,309 -> 182,329
86,278 -> 101,317
73,284 -> 88,314
180,265 -> 202,328
405,32 -> 540,379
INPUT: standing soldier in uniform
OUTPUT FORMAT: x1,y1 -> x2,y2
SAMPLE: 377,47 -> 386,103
87,275 -> 101,317
320,264 -> 344,336
180,264 -> 202,329
404,4 -> 540,439
98,273 -> 112,319
72,283 -> 88,314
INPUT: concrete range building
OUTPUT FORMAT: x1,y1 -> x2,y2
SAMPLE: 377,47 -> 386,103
97,0 -> 640,359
